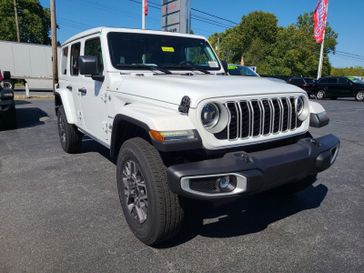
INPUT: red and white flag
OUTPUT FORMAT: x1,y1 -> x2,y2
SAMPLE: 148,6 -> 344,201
314,0 -> 329,44
144,0 -> 148,16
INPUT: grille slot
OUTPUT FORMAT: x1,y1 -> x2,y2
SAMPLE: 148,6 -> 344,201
215,97 -> 303,141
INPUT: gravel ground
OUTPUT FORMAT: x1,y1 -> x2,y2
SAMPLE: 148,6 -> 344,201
0,98 -> 363,273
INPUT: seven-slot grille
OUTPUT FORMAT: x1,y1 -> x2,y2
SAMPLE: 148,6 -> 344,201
215,97 -> 303,141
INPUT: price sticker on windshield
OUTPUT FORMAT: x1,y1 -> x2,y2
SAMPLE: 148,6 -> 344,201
161,46 -> 175,53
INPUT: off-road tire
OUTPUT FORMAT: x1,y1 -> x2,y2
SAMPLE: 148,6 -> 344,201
117,137 -> 184,246
56,105 -> 82,153
279,174 -> 317,195
3,105 -> 17,129
316,90 -> 326,100
355,90 -> 364,102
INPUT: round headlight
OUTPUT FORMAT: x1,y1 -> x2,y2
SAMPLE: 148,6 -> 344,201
296,96 -> 309,121
296,96 -> 305,116
201,103 -> 220,129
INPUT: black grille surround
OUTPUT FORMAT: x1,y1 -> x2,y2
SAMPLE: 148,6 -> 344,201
215,97 -> 304,141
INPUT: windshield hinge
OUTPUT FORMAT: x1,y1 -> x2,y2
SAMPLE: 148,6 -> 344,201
178,96 -> 191,114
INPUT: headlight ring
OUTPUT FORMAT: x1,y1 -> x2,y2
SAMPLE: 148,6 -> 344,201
201,103 -> 220,129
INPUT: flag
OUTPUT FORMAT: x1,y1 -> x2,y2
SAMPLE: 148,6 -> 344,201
314,0 -> 329,44
144,0 -> 148,16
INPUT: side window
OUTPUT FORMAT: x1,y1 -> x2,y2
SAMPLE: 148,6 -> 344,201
328,78 -> 337,84
61,47 -> 68,75
85,37 -> 104,74
319,78 -> 328,84
339,77 -> 348,84
70,42 -> 81,76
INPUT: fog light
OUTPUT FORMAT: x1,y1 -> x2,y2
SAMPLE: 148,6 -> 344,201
216,176 -> 236,192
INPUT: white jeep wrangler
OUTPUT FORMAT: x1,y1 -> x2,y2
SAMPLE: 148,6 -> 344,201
55,27 -> 340,246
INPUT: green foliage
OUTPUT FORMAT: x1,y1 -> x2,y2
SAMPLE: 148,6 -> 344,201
209,11 -> 338,77
331,66 -> 364,77
0,0 -> 51,44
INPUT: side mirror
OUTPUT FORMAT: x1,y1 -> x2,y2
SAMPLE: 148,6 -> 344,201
79,56 -> 104,81
221,60 -> 228,75
3,71 -> 11,81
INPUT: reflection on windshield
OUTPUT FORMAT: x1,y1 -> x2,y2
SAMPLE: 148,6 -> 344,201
107,32 -> 220,71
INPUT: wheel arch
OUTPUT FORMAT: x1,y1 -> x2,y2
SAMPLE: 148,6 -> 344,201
110,114 -> 152,160
54,89 -> 77,124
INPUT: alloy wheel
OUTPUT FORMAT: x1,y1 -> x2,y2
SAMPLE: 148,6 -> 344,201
122,160 -> 148,224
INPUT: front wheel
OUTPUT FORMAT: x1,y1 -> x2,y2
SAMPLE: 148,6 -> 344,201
117,138 -> 184,246
316,90 -> 326,100
355,90 -> 364,101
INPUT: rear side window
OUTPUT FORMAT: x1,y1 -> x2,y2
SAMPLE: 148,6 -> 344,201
70,42 -> 81,76
339,77 -> 348,84
328,78 -> 337,84
85,37 -> 104,74
61,47 -> 68,75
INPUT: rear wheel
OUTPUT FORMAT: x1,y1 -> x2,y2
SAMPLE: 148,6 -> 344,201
56,106 -> 82,153
355,90 -> 364,101
316,90 -> 326,100
117,137 -> 184,246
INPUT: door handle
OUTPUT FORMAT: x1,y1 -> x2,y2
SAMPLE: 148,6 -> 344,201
66,85 -> 72,91
78,87 -> 87,95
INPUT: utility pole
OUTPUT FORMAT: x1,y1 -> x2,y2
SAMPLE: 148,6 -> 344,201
13,0 -> 20,42
50,0 -> 58,92
142,0 -> 146,29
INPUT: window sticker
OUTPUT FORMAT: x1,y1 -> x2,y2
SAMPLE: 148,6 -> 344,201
208,61 -> 219,68
161,46 -> 175,53
228,65 -> 238,70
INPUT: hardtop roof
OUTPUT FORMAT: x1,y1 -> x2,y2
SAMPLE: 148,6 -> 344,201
62,27 -> 207,46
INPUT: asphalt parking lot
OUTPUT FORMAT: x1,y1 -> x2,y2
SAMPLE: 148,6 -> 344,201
0,98 -> 363,273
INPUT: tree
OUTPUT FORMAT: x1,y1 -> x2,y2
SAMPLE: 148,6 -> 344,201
209,11 -> 278,64
331,67 -> 364,77
209,11 -> 338,77
0,0 -> 51,44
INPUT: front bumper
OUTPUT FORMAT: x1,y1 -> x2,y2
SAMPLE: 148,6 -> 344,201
167,134 -> 340,199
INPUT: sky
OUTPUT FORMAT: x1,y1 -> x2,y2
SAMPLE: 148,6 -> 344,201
40,0 -> 364,68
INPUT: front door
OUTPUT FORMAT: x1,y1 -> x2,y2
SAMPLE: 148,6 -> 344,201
79,36 -> 110,145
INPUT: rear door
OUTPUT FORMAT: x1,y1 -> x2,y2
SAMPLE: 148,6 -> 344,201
327,77 -> 339,96
67,42 -> 85,128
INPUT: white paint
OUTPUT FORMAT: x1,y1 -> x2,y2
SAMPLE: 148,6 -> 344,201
56,27 -> 322,150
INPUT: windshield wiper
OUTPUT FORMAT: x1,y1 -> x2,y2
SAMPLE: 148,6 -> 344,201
161,64 -> 211,75
115,64 -> 172,75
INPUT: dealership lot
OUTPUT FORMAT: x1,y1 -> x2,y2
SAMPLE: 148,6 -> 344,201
0,99 -> 363,273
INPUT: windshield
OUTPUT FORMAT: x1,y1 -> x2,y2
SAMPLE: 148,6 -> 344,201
228,65 -> 258,76
107,32 -> 221,71
347,77 -> 364,84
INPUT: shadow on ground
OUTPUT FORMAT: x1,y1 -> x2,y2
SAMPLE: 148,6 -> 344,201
78,138 -> 329,248
1,107 -> 50,131
158,184 -> 328,247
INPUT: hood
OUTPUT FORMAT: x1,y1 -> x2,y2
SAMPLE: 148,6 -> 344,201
110,74 -> 305,108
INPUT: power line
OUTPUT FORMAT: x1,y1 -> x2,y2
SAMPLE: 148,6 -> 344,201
191,8 -> 239,25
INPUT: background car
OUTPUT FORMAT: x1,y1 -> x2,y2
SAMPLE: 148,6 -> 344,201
313,76 -> 364,101
228,64 -> 259,77
288,77 -> 316,95
0,72 -> 16,129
